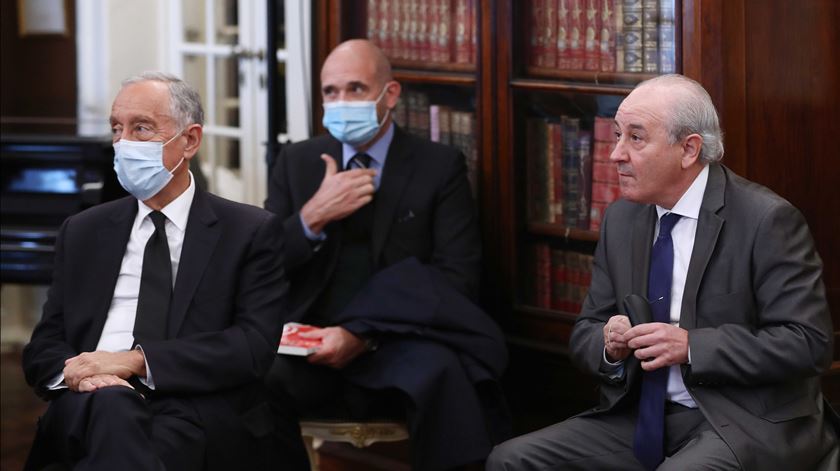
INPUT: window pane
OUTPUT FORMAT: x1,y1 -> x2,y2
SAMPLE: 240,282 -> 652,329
182,0 -> 206,43
215,0 -> 239,45
214,56 -> 240,127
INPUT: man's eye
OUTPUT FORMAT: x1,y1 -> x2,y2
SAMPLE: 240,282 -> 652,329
613,132 -> 621,141
631,134 -> 642,142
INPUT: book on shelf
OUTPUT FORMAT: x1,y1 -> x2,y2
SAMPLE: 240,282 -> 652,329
590,115 -> 621,231
395,90 -> 478,197
531,244 -> 594,313
527,114 -> 599,228
367,0 -> 476,66
526,0 -> 675,74
277,322 -> 322,356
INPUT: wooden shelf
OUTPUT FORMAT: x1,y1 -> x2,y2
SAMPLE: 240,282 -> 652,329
525,67 -> 660,85
527,222 -> 600,242
510,78 -> 633,95
391,58 -> 476,74
392,69 -> 477,86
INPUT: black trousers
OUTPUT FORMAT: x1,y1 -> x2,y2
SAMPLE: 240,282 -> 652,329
25,386 -> 204,471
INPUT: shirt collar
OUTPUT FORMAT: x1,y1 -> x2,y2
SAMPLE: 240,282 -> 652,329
656,164 -> 709,220
137,171 -> 196,231
342,121 -> 394,168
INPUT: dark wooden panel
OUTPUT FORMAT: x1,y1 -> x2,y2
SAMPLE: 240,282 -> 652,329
741,0 -> 840,355
0,0 -> 77,135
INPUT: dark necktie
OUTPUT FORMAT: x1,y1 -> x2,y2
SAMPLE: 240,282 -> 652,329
133,211 -> 172,344
346,153 -> 372,170
633,212 -> 681,470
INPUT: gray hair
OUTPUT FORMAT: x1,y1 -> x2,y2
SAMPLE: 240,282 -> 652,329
636,74 -> 724,163
121,72 -> 204,128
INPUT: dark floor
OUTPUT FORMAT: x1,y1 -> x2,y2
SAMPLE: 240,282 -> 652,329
1,350 -> 47,471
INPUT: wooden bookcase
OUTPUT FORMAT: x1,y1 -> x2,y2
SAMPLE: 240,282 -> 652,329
312,0 -> 840,433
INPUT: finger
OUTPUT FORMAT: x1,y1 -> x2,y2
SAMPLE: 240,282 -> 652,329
343,168 -> 377,178
78,379 -> 96,392
321,154 -> 338,178
298,329 -> 327,339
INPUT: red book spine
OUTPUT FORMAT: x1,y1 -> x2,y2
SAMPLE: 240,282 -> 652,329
568,0 -> 585,69
367,0 -> 379,44
535,244 -> 552,309
556,0 -> 571,68
599,0 -> 616,71
530,0 -> 545,67
418,0 -> 431,62
468,0 -> 478,64
376,1 -> 391,56
584,0 -> 601,71
544,0 -> 558,68
454,0 -> 470,63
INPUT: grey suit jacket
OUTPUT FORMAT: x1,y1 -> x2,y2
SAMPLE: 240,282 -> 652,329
570,163 -> 835,470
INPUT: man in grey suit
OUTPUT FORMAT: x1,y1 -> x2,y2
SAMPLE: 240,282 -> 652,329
487,74 -> 837,470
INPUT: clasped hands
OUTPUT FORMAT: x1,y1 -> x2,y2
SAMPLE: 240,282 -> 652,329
63,350 -> 146,393
603,315 -> 689,371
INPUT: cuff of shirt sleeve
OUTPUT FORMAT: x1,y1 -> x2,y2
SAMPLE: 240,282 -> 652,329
601,348 -> 626,381
134,345 -> 155,390
300,213 -> 327,242
47,371 -> 68,391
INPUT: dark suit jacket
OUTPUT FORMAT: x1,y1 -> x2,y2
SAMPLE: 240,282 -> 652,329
265,125 -> 481,321
22,188 -> 288,470
571,163 -> 835,470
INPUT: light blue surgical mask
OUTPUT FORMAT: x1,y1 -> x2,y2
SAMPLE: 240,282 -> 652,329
322,85 -> 391,146
113,131 -> 185,201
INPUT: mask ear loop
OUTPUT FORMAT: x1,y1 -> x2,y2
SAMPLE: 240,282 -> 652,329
163,126 -> 188,174
375,83 -> 394,127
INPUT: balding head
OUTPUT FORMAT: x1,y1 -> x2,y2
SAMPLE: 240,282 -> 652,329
321,39 -> 393,91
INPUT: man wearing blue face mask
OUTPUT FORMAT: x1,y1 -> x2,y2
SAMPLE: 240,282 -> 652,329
22,72 -> 308,471
265,40 -> 509,470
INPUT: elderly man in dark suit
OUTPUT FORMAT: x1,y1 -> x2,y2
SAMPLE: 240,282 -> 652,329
487,74 -> 838,470
264,39 -> 506,470
22,72 -> 307,471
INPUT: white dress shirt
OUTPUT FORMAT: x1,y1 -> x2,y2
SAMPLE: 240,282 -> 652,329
48,173 -> 196,390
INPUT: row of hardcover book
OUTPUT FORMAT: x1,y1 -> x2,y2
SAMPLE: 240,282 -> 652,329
531,244 -> 594,313
527,115 -> 620,232
366,0 -> 478,65
528,0 -> 676,74
393,91 -> 479,196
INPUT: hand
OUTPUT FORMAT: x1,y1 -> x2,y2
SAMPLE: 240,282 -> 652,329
604,315 -> 632,362
300,154 -> 377,234
624,323 -> 689,371
304,326 -> 368,369
76,374 -> 135,393
63,350 -> 146,391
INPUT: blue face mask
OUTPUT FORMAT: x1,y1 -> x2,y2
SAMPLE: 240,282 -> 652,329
113,131 -> 185,201
322,85 -> 391,146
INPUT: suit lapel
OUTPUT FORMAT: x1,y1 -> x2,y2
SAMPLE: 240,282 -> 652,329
168,188 -> 220,337
372,127 -> 414,263
85,198 -> 137,351
680,164 -> 726,329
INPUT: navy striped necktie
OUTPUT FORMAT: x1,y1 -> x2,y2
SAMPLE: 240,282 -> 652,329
346,153 -> 372,170
633,212 -> 681,470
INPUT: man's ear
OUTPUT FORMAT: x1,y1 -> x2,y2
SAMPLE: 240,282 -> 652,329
384,81 -> 401,109
680,133 -> 703,169
183,124 -> 203,160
